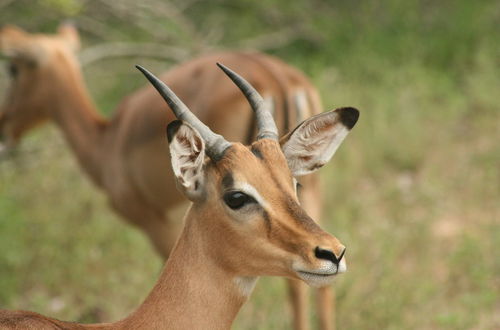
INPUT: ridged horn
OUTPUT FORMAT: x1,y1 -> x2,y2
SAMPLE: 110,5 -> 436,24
216,63 -> 278,141
136,65 -> 230,160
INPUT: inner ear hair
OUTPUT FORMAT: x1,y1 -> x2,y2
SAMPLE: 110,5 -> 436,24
167,121 -> 207,200
280,107 -> 359,176
167,120 -> 183,143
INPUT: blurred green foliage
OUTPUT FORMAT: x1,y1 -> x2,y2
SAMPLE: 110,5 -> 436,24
0,0 -> 499,329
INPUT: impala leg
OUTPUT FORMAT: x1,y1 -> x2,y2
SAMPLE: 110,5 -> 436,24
317,286 -> 334,330
297,173 -> 335,330
288,278 -> 310,330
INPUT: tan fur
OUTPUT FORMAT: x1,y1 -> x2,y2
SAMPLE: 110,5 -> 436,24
0,25 -> 336,329
0,139 -> 346,329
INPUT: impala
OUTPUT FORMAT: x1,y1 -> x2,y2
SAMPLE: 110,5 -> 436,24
0,63 -> 358,330
0,24 -> 348,329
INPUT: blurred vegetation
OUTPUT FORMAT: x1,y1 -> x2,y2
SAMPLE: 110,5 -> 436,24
0,0 -> 499,329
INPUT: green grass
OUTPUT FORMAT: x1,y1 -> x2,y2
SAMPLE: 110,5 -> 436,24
0,130 -> 162,322
1,0 -> 499,328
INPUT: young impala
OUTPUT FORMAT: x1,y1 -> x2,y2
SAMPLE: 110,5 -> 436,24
0,24 -> 351,329
0,63 -> 358,330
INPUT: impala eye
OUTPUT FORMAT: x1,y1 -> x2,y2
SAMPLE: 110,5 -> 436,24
223,191 -> 256,210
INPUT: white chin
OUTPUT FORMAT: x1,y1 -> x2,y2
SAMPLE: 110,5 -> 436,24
296,271 -> 338,288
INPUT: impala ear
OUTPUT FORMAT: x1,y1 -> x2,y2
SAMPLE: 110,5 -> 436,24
57,22 -> 80,52
0,25 -> 42,62
280,107 -> 359,176
167,120 -> 206,200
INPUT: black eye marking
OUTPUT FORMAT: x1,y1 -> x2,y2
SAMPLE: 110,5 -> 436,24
222,172 -> 234,189
262,210 -> 272,233
223,191 -> 256,210
251,147 -> 264,159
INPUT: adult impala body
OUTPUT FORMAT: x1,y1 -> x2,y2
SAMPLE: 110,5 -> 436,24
0,63 -> 359,330
0,23 -> 322,257
1,24 -> 344,329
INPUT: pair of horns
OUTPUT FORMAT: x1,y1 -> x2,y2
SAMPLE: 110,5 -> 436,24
136,63 -> 278,160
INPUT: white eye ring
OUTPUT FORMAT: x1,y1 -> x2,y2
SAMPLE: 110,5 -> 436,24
232,181 -> 268,210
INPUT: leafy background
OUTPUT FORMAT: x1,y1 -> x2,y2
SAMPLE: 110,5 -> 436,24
0,0 -> 498,328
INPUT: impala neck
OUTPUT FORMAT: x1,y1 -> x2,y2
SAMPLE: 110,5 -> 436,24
121,205 -> 256,330
48,61 -> 107,187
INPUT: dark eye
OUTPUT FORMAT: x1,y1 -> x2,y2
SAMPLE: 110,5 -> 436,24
223,191 -> 256,210
7,63 -> 18,78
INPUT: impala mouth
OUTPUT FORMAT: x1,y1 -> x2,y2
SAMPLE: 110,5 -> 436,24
295,269 -> 340,287
297,270 -> 337,277
293,259 -> 346,287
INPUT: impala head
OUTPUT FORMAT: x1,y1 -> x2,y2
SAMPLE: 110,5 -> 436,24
137,64 -> 359,287
0,23 -> 81,155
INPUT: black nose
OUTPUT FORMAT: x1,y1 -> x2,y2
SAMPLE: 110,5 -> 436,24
314,247 -> 346,265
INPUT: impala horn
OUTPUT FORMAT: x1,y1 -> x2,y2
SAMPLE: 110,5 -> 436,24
136,65 -> 231,161
216,63 -> 278,141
